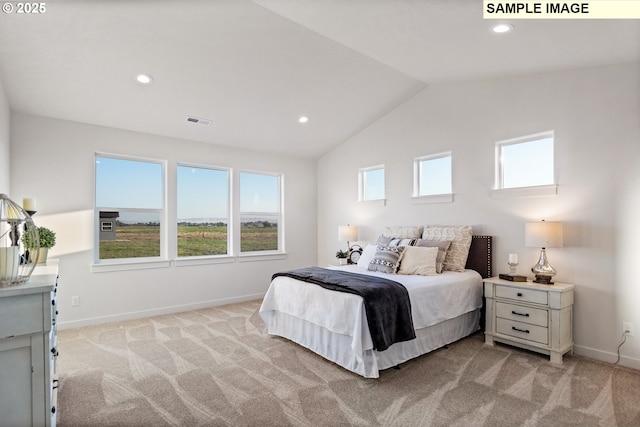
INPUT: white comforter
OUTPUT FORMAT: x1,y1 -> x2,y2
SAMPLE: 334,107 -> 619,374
260,265 -> 482,359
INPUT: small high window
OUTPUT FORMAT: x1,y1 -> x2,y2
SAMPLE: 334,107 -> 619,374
496,132 -> 554,189
413,152 -> 452,197
358,165 -> 385,201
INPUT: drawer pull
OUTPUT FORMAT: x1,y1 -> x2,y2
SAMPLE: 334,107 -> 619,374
511,310 -> 530,317
512,326 -> 530,334
517,292 -> 523,297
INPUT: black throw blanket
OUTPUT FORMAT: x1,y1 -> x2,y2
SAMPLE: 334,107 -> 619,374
272,267 -> 416,351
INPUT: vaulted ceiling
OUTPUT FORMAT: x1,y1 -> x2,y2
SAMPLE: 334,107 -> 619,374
0,0 -> 638,158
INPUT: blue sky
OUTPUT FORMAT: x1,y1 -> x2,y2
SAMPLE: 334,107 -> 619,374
502,137 -> 554,188
96,156 -> 279,222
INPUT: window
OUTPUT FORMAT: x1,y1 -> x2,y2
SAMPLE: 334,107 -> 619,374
95,155 -> 165,262
496,132 -> 554,189
414,152 -> 452,197
177,164 -> 230,257
239,171 -> 282,253
358,165 -> 385,201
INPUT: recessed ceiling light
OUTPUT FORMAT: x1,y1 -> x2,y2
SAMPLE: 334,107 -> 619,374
136,74 -> 153,84
491,24 -> 514,33
298,116 -> 309,124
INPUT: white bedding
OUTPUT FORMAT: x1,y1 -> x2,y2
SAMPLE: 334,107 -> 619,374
259,265 -> 483,377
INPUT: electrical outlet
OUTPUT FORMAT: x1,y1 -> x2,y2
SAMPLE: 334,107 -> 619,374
71,296 -> 80,306
623,322 -> 634,336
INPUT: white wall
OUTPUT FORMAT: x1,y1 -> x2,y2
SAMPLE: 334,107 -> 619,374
317,63 -> 640,369
0,79 -> 9,193
10,113 -> 317,328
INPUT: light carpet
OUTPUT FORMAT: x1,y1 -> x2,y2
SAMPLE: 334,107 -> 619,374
56,300 -> 640,426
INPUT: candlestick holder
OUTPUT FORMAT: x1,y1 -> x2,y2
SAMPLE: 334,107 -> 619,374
508,260 -> 518,275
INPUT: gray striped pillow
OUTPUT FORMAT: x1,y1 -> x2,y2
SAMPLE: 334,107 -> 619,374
368,245 -> 406,274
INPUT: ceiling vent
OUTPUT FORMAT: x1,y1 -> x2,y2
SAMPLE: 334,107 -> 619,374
186,116 -> 211,126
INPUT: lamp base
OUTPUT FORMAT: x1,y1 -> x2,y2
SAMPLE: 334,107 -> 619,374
533,274 -> 554,285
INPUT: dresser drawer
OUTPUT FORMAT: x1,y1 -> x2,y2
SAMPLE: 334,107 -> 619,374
0,293 -> 45,338
496,301 -> 548,327
496,318 -> 548,345
495,285 -> 548,305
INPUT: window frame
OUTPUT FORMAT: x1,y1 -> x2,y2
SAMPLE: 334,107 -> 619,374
238,170 -> 285,257
495,131 -> 555,191
176,162 -> 232,260
413,151 -> 453,202
358,164 -> 386,202
93,153 -> 168,270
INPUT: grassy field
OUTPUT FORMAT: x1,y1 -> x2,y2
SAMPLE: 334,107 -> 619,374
99,224 -> 277,259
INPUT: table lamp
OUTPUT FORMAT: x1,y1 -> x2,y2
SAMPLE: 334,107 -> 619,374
525,220 -> 563,284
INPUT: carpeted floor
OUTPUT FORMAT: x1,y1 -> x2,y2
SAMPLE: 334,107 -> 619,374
56,300 -> 640,426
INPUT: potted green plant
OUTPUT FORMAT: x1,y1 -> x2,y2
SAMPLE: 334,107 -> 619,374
23,226 -> 56,264
335,249 -> 348,265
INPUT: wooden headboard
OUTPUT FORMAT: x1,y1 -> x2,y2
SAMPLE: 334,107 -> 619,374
465,235 -> 493,278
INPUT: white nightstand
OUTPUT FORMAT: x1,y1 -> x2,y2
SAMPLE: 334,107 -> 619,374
484,276 -> 575,364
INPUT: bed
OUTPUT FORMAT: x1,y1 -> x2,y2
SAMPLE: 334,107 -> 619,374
260,228 -> 492,378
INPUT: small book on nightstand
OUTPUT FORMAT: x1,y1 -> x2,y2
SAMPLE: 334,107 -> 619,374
498,273 -> 527,282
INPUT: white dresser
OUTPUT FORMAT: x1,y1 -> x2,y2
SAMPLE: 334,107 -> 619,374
0,264 -> 59,427
484,276 -> 574,364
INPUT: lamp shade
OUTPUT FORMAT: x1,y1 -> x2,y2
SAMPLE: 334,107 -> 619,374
338,225 -> 358,242
525,221 -> 563,248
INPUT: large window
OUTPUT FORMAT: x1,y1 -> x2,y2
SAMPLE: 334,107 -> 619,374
496,132 -> 554,189
95,155 -> 165,261
358,165 -> 385,201
177,164 -> 230,257
414,152 -> 452,197
239,171 -> 282,253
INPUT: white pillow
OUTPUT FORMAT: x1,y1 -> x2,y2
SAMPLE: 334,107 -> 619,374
357,244 -> 377,268
397,246 -> 439,276
382,226 -> 423,239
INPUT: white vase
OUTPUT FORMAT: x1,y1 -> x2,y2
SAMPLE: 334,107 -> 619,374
0,246 -> 21,280
338,258 -> 347,265
36,247 -> 49,264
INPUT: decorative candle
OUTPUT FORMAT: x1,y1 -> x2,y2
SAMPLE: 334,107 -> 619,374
22,198 -> 35,211
508,253 -> 518,264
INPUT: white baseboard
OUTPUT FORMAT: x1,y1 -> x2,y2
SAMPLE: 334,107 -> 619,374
573,344 -> 640,371
57,293 -> 265,330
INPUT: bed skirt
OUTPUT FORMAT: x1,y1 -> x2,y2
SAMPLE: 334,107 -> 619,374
261,309 -> 480,378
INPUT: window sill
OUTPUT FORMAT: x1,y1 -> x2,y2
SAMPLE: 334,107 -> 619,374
92,259 -> 171,273
411,193 -> 453,204
238,252 -> 288,262
491,184 -> 558,198
174,255 -> 236,267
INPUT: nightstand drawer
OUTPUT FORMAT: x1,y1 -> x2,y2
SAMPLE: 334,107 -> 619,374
496,302 -> 548,327
496,318 -> 548,345
495,285 -> 548,305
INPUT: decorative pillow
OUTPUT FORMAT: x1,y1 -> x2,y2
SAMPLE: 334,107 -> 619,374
382,226 -> 423,239
368,245 -> 406,274
388,238 -> 418,247
357,244 -> 377,268
415,239 -> 452,273
421,225 -> 473,272
376,235 -> 393,246
397,246 -> 439,276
